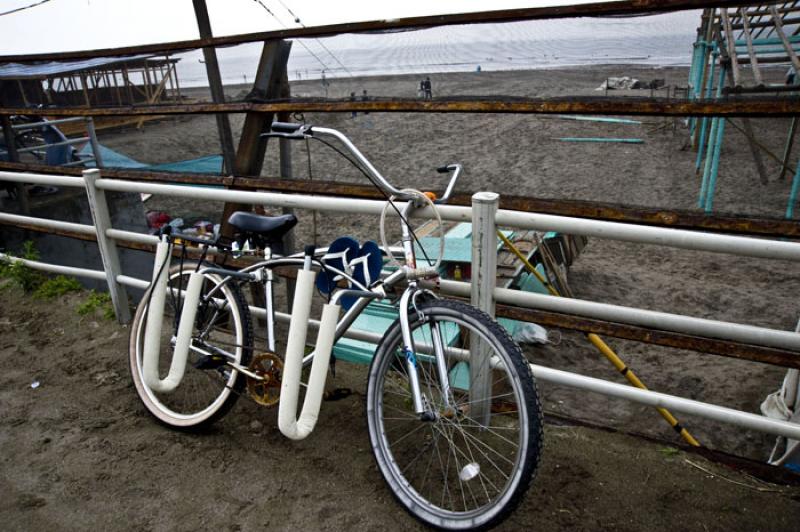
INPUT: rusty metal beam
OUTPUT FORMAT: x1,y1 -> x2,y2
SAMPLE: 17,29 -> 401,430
0,0 -> 760,64
2,96 -> 800,117
2,160 -> 800,238
495,305 -> 800,369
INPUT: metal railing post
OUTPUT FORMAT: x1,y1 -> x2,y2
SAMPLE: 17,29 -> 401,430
470,191 -> 499,426
86,117 -> 104,168
82,168 -> 130,323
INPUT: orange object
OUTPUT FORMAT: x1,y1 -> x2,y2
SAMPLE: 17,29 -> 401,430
423,191 -> 437,202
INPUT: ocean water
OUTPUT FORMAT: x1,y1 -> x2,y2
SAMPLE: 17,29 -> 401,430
175,13 -> 699,87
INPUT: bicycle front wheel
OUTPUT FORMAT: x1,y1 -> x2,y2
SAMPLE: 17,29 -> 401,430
366,299 -> 542,530
129,263 -> 253,430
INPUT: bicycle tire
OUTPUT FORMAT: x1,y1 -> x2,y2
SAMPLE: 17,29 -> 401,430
366,299 -> 542,530
129,262 -> 253,430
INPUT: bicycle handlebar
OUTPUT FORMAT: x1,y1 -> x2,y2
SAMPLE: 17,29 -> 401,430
263,122 -> 462,203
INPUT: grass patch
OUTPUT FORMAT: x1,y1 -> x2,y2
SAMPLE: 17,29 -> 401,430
34,275 -> 83,299
0,241 -> 45,292
77,290 -> 115,320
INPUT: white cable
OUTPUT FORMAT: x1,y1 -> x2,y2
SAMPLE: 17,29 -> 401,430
379,189 -> 444,275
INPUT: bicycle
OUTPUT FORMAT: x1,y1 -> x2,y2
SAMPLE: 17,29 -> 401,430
128,122 -> 543,530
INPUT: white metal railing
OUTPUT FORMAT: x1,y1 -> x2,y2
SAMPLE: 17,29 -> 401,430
2,168 -> 800,443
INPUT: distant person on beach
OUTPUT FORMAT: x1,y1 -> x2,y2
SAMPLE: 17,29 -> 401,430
422,77 -> 432,99
321,70 -> 330,97
418,80 -> 425,98
350,91 -> 357,118
362,89 -> 369,115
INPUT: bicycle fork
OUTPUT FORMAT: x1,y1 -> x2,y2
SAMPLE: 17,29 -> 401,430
399,288 -> 454,421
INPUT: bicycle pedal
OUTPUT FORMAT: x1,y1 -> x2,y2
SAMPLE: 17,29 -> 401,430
193,354 -> 227,370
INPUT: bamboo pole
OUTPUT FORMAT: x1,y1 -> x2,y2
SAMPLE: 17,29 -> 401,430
770,5 -> 800,73
780,117 -> 798,180
496,230 -> 701,446
721,9 -> 741,88
739,8 -> 764,86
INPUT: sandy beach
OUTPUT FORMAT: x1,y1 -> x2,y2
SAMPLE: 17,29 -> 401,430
2,65 -> 800,529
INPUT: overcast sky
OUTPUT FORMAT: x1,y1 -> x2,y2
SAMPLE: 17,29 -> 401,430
0,0 -> 694,56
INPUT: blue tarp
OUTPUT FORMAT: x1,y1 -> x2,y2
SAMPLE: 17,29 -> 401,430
79,144 -> 223,175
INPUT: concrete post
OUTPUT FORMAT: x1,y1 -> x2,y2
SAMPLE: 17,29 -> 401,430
470,191 -> 499,426
83,169 -> 131,323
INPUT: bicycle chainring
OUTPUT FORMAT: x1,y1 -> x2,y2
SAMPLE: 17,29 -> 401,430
246,352 -> 283,407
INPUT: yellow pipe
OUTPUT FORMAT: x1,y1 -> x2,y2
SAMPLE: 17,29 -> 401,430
497,231 -> 701,447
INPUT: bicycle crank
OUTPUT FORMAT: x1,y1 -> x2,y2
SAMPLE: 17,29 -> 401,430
246,352 -> 283,406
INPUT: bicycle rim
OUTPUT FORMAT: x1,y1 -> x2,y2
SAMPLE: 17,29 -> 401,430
129,266 -> 252,429
367,300 -> 542,530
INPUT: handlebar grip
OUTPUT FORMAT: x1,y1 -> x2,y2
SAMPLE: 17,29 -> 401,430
271,122 -> 304,134
436,165 -> 453,174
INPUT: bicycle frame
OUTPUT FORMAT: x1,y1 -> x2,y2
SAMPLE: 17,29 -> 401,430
140,199 -> 444,440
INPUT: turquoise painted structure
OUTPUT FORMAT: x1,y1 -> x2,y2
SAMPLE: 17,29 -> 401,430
690,26 -> 800,219
332,223 -> 561,365
554,137 -> 643,144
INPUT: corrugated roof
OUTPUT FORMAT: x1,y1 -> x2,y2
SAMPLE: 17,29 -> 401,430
0,54 -> 155,80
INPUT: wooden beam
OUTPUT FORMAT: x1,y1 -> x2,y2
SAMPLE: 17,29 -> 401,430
771,4 -> 800,73
720,9 -> 742,88
3,160 -> 799,238
738,8 -> 764,86
0,114 -> 28,213
495,305 -> 800,369
220,40 -> 292,236
192,0 -> 236,175
1,96 -> 800,118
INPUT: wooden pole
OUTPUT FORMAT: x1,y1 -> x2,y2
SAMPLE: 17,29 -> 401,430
739,8 -> 764,86
770,5 -> 800,73
172,60 -> 182,101
192,0 -> 237,175
16,80 -> 29,107
780,117 -> 798,180
1,114 -> 28,214
79,73 -> 91,106
721,9 -> 741,88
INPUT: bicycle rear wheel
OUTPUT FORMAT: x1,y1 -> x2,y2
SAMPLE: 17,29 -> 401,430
129,263 -> 253,429
366,299 -> 542,530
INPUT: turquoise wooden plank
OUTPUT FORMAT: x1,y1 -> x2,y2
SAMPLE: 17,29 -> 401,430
446,222 -> 473,239
553,137 -> 644,144
415,229 -> 513,264
448,361 -> 470,391
333,301 -> 460,365
556,115 -> 641,125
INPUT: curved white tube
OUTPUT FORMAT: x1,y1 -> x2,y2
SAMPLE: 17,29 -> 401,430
155,271 -> 203,393
278,269 -> 341,440
142,240 -> 171,391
